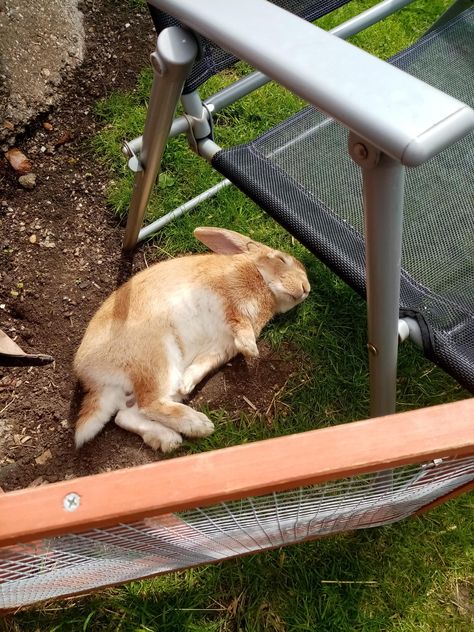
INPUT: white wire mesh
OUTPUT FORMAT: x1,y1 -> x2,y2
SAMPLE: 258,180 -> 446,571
1,456 -> 473,609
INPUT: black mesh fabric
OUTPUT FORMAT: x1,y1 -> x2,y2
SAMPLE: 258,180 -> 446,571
147,1 -> 351,94
213,9 -> 474,392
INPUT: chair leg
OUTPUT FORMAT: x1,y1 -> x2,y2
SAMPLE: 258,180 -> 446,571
350,138 -> 405,417
122,27 -> 198,250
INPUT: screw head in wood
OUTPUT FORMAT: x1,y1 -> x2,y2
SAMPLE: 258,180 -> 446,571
63,492 -> 81,512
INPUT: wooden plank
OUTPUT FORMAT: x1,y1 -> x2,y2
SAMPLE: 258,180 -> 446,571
0,398 -> 473,546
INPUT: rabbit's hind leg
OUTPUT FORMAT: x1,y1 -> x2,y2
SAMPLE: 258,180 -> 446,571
115,405 -> 183,452
142,399 -> 215,439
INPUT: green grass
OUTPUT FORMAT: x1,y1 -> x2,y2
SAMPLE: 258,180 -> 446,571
5,1 -> 473,630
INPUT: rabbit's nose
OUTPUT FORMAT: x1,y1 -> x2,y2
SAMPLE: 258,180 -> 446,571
301,281 -> 310,299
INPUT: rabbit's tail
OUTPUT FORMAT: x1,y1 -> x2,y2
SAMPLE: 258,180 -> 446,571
75,384 -> 124,448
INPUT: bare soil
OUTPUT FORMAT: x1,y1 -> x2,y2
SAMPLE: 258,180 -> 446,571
0,0 -> 300,492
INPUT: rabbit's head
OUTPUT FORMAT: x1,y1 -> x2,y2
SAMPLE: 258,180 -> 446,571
194,227 -> 310,313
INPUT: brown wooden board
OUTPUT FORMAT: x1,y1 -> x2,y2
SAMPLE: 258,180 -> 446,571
1,398 -> 473,547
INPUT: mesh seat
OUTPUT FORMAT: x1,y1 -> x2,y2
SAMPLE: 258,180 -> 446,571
213,8 -> 474,392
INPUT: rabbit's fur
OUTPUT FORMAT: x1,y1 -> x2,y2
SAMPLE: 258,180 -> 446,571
74,227 -> 310,452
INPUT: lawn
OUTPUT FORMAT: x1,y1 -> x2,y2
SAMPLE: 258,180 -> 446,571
6,0 -> 473,630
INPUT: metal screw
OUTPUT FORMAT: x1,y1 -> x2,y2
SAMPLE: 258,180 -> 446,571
367,343 -> 378,356
352,142 -> 369,161
63,492 -> 81,512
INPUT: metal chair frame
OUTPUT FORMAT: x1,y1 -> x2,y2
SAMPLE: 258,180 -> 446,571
120,0 -> 474,418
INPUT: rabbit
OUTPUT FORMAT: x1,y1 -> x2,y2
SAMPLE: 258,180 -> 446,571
73,227 -> 310,452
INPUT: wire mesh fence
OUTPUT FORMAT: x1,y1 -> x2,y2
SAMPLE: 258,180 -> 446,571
2,455 -> 474,609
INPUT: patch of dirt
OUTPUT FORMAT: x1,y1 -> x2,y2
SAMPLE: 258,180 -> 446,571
451,580 -> 474,622
192,343 -> 300,419
0,0 -> 300,492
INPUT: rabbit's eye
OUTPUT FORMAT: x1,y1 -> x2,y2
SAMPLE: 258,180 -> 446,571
275,254 -> 287,264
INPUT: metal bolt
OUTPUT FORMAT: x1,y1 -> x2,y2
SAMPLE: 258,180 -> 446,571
353,142 -> 369,161
367,343 -> 378,356
63,492 -> 81,512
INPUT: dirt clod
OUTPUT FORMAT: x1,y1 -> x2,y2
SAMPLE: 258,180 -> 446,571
18,173 -> 37,189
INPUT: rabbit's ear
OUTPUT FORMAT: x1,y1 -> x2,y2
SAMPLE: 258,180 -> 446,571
194,227 -> 269,255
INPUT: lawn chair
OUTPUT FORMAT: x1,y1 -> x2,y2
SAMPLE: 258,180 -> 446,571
123,0 -> 474,419
1,0 -> 474,611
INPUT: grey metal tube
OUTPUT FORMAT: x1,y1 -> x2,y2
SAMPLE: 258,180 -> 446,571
205,71 -> 270,113
181,91 -> 205,117
138,179 -> 231,240
123,27 -> 198,250
123,116 -> 189,158
361,151 -> 405,417
331,0 -> 416,39
205,0 -> 417,113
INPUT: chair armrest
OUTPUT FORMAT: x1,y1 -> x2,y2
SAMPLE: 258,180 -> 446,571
148,0 -> 474,166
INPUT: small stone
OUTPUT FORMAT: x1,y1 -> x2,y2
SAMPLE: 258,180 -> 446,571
28,476 -> 45,488
41,68 -> 51,77
35,449 -> 52,465
39,240 -> 56,248
55,131 -> 72,147
5,148 -> 32,174
29,234 -> 37,243
2,120 -> 14,130
43,121 -> 53,131
18,173 -> 37,189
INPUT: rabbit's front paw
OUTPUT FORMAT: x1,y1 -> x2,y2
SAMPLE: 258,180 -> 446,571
234,334 -> 259,358
180,367 -> 199,397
